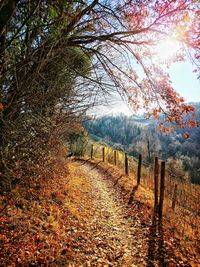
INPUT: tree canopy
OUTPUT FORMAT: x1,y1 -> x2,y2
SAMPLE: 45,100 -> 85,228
0,0 -> 199,188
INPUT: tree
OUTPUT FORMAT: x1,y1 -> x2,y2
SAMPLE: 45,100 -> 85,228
133,127 -> 161,164
0,0 -> 199,188
1,1 -> 199,118
166,158 -> 189,182
63,0 -> 199,129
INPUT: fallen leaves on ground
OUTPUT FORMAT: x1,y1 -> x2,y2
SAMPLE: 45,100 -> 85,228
0,159 -> 199,266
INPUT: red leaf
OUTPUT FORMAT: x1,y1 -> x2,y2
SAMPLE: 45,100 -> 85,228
183,133 -> 189,139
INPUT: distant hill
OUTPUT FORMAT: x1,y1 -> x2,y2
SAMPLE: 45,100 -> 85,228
129,114 -> 152,125
83,103 -> 200,184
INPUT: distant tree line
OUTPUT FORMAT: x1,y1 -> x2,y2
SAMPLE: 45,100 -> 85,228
84,104 -> 200,184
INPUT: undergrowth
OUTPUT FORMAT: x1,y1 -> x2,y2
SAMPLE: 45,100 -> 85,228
0,159 -> 94,265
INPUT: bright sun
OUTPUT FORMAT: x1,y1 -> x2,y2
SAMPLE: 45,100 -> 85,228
155,37 -> 181,62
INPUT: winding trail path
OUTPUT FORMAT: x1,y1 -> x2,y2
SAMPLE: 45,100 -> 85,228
71,161 -> 148,266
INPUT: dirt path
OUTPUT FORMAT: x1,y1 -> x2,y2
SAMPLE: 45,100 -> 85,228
71,161 -> 148,266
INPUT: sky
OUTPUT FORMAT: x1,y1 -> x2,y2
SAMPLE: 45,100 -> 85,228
169,61 -> 199,102
91,60 -> 200,117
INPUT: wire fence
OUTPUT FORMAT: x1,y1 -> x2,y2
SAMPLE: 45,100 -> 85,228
81,141 -> 200,244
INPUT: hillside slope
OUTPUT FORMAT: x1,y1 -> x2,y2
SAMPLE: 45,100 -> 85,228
84,104 -> 200,184
1,159 -> 199,266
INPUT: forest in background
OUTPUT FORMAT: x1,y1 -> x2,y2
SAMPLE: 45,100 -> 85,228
84,102 -> 200,184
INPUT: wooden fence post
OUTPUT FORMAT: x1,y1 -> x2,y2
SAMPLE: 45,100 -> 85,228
172,184 -> 178,211
114,150 -> 117,166
125,153 -> 128,175
158,161 -> 165,219
91,144 -> 93,159
102,147 -> 105,162
154,157 -> 159,209
137,154 -> 142,185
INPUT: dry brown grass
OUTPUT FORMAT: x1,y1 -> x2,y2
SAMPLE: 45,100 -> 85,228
0,157 -> 95,265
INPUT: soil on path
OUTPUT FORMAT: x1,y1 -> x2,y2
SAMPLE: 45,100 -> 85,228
69,161 -> 148,266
